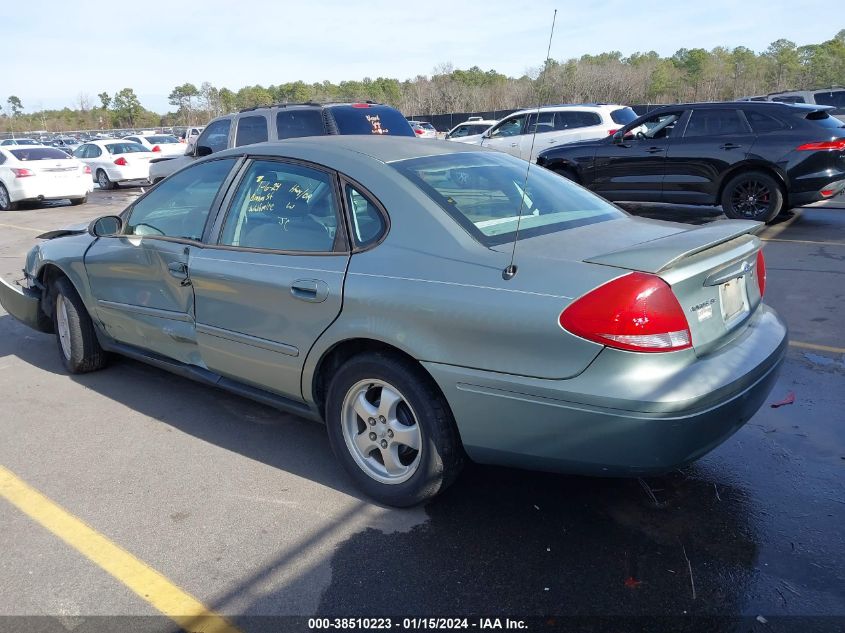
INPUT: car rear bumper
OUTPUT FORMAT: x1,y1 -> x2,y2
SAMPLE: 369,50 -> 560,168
0,276 -> 50,333
424,304 -> 787,476
789,178 -> 845,206
9,178 -> 92,203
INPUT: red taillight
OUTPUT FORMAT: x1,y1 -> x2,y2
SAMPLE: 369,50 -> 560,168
414,128 -> 424,135
756,250 -> 766,297
82,165 -> 91,175
821,188 -> 836,197
114,156 -> 128,166
11,168 -> 34,178
559,272 -> 692,353
152,145 -> 161,152
351,103 -> 371,108
607,129 -> 618,136
796,139 -> 845,151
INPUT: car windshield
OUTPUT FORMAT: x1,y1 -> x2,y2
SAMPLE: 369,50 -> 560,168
392,152 -> 623,246
610,107 -> 638,125
10,147 -> 72,160
105,142 -> 149,154
146,135 -> 179,144
330,105 -> 415,137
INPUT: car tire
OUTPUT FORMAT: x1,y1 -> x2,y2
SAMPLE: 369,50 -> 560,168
70,195 -> 88,206
96,169 -> 115,190
51,276 -> 108,374
721,171 -> 783,223
0,183 -> 19,211
326,352 -> 464,507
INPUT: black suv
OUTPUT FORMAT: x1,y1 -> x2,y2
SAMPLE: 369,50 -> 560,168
536,101 -> 845,222
150,102 -> 415,183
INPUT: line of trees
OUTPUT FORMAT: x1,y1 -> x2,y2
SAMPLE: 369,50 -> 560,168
2,31 -> 843,134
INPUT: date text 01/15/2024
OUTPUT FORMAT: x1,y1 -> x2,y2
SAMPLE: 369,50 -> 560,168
307,617 -> 528,629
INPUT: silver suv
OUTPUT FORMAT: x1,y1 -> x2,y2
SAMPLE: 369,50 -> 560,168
765,88 -> 845,121
150,102 -> 415,183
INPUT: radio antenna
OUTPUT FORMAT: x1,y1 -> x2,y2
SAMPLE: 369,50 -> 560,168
503,8 -> 557,281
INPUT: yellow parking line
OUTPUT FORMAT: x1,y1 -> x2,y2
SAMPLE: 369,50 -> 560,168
0,465 -> 241,633
789,340 -> 845,355
0,222 -> 47,233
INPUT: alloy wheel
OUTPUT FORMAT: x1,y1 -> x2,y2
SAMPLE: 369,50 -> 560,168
730,179 -> 772,219
341,379 -> 422,485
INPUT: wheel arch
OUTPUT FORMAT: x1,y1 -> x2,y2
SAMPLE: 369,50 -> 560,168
308,337 -> 448,424
717,162 -> 789,208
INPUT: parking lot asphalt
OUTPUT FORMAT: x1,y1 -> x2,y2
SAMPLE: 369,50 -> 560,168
0,190 -> 843,632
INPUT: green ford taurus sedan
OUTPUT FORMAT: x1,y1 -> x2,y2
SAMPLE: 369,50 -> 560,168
0,136 -> 787,506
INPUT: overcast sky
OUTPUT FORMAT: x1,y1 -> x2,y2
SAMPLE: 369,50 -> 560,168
1,0 -> 836,114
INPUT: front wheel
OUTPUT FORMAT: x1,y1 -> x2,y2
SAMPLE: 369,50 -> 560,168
51,277 -> 108,374
721,171 -> 783,222
326,352 -> 464,506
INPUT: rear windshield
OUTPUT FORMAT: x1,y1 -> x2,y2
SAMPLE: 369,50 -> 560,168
276,109 -> 326,139
105,142 -> 149,154
610,107 -> 638,125
392,152 -> 623,246
330,105 -> 415,137
11,147 -> 71,160
146,135 -> 179,144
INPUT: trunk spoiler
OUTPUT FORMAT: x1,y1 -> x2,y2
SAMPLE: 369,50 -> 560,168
584,220 -> 761,273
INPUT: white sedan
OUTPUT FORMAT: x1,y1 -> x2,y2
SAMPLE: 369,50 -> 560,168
123,134 -> 188,158
0,145 -> 93,211
72,140 -> 155,189
444,119 -> 498,144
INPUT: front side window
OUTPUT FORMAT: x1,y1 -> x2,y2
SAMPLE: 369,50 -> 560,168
684,109 -> 749,137
235,115 -> 269,147
196,118 -> 231,153
628,112 -> 684,139
219,160 -> 339,252
490,115 -> 527,138
392,152 -> 623,246
125,158 -> 236,240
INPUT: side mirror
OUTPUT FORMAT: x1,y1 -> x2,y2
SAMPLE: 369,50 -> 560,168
612,130 -> 625,144
194,145 -> 213,157
89,215 -> 122,237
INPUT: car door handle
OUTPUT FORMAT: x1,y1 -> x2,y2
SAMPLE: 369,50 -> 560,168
167,261 -> 191,285
510,142 -> 518,147
645,146 -> 664,154
291,279 -> 329,303
720,143 -> 742,150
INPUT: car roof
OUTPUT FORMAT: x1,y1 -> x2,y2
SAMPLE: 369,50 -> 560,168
645,101 -> 833,112
215,134 -> 487,165
509,103 -> 629,116
453,120 -> 497,126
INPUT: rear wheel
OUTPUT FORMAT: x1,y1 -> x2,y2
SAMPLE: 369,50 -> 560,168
721,171 -> 783,222
326,352 -> 464,506
51,277 -> 107,374
0,183 -> 19,211
96,169 -> 115,190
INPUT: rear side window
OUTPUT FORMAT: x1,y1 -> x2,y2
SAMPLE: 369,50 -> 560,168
345,184 -> 386,247
10,147 -> 72,160
329,105 -> 415,137
684,109 -> 750,137
235,116 -> 269,147
556,111 -> 602,129
276,110 -> 325,139
744,110 -> 787,133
